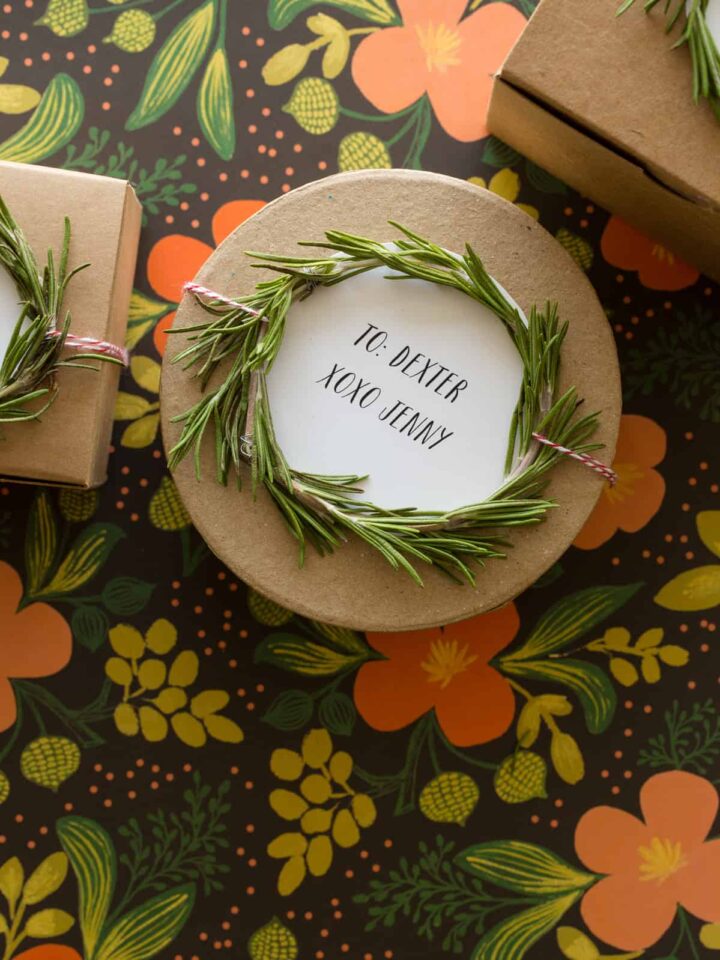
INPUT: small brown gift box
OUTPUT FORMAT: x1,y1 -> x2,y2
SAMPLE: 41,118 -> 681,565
487,0 -> 720,283
0,160 -> 141,487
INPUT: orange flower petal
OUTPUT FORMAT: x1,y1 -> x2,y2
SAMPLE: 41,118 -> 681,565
445,602 -> 520,661
147,235 -> 212,303
14,947 -> 83,960
211,199 -> 266,247
353,654 -> 436,733
153,310 -> 176,358
580,872 -> 677,951
0,562 -> 72,681
678,839 -> 720,923
614,414 -> 666,467
575,805 -> 651,875
640,771 -> 719,851
0,676 -> 17,734
601,216 -> 698,291
427,3 -> 526,142
434,663 -> 515,746
397,0 -> 467,26
352,27 -> 427,115
612,468 -> 665,535
573,494 -> 620,550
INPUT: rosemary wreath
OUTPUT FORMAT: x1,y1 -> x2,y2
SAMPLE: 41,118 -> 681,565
0,195 -> 121,426
618,0 -> 720,120
168,224 -> 603,585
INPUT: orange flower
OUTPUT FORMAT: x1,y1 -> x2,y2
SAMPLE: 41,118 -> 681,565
354,604 -> 518,746
351,0 -> 526,142
146,199 -> 265,354
601,216 -> 699,291
575,771 -> 720,951
14,948 -> 82,960
0,562 -> 72,732
574,414 -> 666,550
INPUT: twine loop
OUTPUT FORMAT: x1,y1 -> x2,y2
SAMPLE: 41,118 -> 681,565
46,329 -> 129,366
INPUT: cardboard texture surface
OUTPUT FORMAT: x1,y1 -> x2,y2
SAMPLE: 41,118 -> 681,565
489,0 -> 720,282
0,160 -> 141,487
161,170 -> 621,632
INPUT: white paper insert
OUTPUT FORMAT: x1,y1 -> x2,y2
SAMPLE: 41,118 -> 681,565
0,265 -> 20,365
265,267 -> 524,511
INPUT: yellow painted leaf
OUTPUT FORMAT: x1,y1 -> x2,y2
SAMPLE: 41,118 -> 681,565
115,391 -> 153,421
126,290 -> 172,349
267,833 -> 307,859
25,908 -> 74,938
0,857 -> 23,911
262,43 -> 311,85
39,523 -> 124,595
23,853 -> 68,905
654,565 -> 720,611
190,690 -> 229,718
121,413 -> 160,448
171,712 -> 207,746
700,923 -> 720,950
640,654 -> 661,684
556,926 -> 599,960
306,835 -> 332,877
145,618 -> 177,654
277,854 -> 305,896
168,650 -> 199,687
698,511 -> 720,559
130,355 -> 161,393
271,748 -> 304,781
636,627 -> 663,650
0,73 -> 84,164
488,168 -> 520,203
0,58 -> 7,78
657,645 -> 689,666
0,83 -> 41,114
550,732 -> 585,785
204,715 -> 243,743
609,657 -> 638,686
301,728 -> 332,768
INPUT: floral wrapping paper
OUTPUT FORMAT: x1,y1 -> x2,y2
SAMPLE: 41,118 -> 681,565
1,1 -> 720,959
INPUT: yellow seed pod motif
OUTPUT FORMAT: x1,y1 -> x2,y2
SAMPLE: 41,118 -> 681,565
0,771 -> 9,805
337,132 -> 391,172
248,588 -> 293,626
104,9 -> 156,53
58,488 -> 98,522
494,752 -> 548,804
20,737 -> 81,791
282,77 -> 339,135
149,476 -> 191,532
248,917 -> 299,960
36,0 -> 89,37
419,772 -> 479,826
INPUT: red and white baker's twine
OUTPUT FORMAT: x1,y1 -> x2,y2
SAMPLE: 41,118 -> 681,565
184,282 -> 617,486
533,433 -> 616,485
46,330 -> 129,366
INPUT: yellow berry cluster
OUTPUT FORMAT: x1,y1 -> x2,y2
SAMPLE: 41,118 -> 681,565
106,619 -> 243,748
268,728 -> 376,895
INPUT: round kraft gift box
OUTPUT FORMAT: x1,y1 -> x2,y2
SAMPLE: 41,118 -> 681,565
161,170 -> 620,632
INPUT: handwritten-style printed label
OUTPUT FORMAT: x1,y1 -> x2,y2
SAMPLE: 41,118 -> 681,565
265,266 -> 524,510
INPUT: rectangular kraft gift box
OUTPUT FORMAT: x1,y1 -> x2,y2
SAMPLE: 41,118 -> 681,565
487,0 -> 720,283
0,160 -> 141,487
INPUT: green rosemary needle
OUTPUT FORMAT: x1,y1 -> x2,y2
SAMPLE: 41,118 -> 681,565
169,224 -> 602,586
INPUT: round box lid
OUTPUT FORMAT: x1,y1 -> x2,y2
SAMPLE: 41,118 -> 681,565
161,170 -> 620,631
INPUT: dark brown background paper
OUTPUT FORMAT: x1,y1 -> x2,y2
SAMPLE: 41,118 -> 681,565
161,170 -> 621,631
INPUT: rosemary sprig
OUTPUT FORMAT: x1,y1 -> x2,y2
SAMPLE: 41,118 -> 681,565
0,195 -> 114,425
169,224 -> 601,585
617,0 -> 720,120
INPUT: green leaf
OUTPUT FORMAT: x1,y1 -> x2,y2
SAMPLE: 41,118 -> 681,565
525,160 -> 568,194
481,135 -> 521,167
502,658 -> 616,734
37,523 -> 125,597
255,632 -> 368,676
268,0 -> 398,29
57,816 -> 116,959
25,492 -> 58,596
0,73 -> 84,163
130,356 -> 161,394
197,46 -> 235,161
72,605 -> 110,652
95,885 -> 194,960
126,0 -> 215,131
471,893 -> 581,960
25,908 -> 74,938
504,583 -> 643,661
126,290 -> 173,350
23,852 -> 68,904
457,841 -> 595,896
102,578 -> 155,616
262,690 -> 314,730
654,566 -> 720,611
310,621 -> 370,655
318,691 -> 356,735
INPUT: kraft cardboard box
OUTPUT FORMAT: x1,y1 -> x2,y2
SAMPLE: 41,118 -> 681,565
488,0 -> 720,283
0,161 -> 141,487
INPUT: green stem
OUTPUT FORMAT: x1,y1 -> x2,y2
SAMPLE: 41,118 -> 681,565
339,101 -> 421,124
0,691 -> 23,765
677,906 -> 701,960
90,0 -> 153,12
385,105 -> 426,148
155,0 -> 190,21
433,717 -> 498,771
215,0 -> 227,47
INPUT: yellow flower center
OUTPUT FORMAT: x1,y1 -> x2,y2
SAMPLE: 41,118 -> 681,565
415,22 -> 461,73
651,243 -> 675,265
421,639 -> 477,689
638,837 -> 687,884
604,462 -> 644,504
